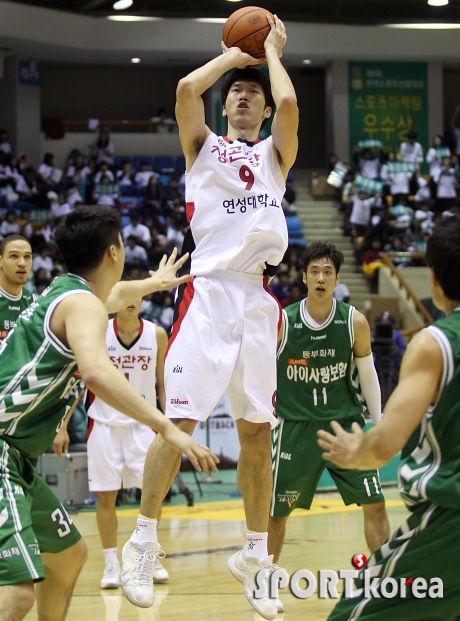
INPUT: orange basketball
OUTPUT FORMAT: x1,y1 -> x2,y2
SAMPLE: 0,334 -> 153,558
223,6 -> 274,59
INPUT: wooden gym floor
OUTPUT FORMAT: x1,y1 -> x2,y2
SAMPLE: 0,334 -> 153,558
24,487 -> 409,621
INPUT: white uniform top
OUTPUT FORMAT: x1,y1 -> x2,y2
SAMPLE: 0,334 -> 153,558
186,133 -> 287,275
87,317 -> 158,426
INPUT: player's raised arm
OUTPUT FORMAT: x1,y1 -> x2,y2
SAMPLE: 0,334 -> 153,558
317,329 -> 442,470
105,249 -> 191,314
176,47 -> 263,169
264,15 -> 298,179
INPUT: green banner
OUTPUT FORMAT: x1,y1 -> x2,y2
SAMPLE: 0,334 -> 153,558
349,62 -> 428,167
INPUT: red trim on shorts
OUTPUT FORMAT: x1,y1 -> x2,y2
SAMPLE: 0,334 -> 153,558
165,278 -> 195,359
87,416 -> 94,441
186,201 -> 195,224
263,275 -> 282,334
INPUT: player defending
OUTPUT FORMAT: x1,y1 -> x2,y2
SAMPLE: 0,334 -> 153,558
318,215 -> 460,619
121,14 -> 298,620
0,206 -> 217,621
268,242 -> 390,612
0,235 -> 34,341
54,293 -> 170,590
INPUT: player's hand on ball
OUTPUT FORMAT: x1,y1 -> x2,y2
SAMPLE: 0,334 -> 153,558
221,42 -> 266,68
317,421 -> 364,469
147,247 -> 191,291
264,14 -> 286,58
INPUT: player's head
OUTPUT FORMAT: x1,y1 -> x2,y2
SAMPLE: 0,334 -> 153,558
301,242 -> 344,298
0,235 -> 32,289
55,205 -> 123,277
425,214 -> 460,304
221,68 -> 274,128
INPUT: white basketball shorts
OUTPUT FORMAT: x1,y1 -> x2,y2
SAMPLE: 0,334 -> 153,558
87,420 -> 155,491
165,270 -> 280,428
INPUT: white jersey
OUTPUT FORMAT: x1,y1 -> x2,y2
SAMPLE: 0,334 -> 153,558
87,317 -> 158,426
185,132 -> 288,275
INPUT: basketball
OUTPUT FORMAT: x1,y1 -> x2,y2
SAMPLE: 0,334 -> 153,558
223,6 -> 274,59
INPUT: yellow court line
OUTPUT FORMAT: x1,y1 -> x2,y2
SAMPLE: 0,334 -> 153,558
109,498 -> 405,522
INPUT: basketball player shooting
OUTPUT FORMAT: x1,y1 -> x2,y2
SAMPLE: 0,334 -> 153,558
121,14 -> 298,621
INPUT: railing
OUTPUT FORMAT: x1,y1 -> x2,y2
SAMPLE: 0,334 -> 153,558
62,120 -> 177,133
381,252 -> 434,340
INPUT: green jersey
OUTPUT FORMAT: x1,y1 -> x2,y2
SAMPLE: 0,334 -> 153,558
276,298 -> 365,422
399,308 -> 460,511
0,286 -> 34,341
0,274 -> 93,458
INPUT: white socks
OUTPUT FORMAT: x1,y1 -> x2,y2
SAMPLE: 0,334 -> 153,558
102,547 -> 118,564
130,515 -> 158,545
245,531 -> 269,560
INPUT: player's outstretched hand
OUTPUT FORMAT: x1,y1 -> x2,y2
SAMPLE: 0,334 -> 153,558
147,248 -> 191,291
221,42 -> 267,68
264,14 -> 286,58
53,427 -> 70,461
162,426 -> 220,476
317,421 -> 364,469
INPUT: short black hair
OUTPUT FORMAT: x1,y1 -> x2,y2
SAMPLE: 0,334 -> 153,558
220,68 -> 274,128
301,241 -> 344,275
425,214 -> 460,301
54,205 -> 121,275
0,235 -> 31,256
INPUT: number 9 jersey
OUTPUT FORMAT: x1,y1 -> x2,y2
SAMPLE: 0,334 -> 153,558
185,132 -> 288,276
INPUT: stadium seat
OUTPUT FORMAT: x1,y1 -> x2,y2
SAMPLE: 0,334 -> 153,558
131,156 -> 153,172
285,215 -> 307,247
175,155 -> 186,174
119,184 -> 141,197
153,155 -> 175,174
114,155 -> 131,168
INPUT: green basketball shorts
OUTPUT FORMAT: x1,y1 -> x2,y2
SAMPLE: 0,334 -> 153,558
0,438 -> 81,586
328,502 -> 460,620
270,417 -> 384,517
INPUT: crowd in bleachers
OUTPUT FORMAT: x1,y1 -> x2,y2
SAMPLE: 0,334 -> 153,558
330,129 -> 460,293
0,125 -> 309,328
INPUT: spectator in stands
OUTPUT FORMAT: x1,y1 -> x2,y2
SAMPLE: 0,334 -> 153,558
50,192 -> 73,221
449,104 -> 460,157
390,196 -> 413,232
141,174 -> 162,211
270,270 -> 291,304
414,200 -> 434,226
124,235 -> 149,270
3,153 -> 22,189
353,146 -> 382,179
333,282 -> 350,303
426,135 -> 450,196
384,236 -> 410,268
403,218 -> 424,251
386,153 -> 413,206
18,210 -> 33,240
92,173 -> 118,207
372,311 -> 406,384
433,156 -> 459,214
66,181 -> 84,210
379,150 -> 395,202
66,152 -> 92,202
362,238 -> 386,293
37,153 -> 61,192
15,166 -> 48,208
400,129 -> 423,163
151,107 -> 177,134
349,189 -> 377,237
159,293 -> 174,331
91,126 -> 115,166
32,244 -> 54,278
166,216 -> 185,252
282,283 -> 305,307
93,161 -> 114,184
122,212 -> 151,248
282,183 -> 297,214
116,160 -> 135,187
0,210 -> 20,240
162,177 -> 183,213
134,161 -> 156,188
0,129 -> 12,155
147,226 -> 168,265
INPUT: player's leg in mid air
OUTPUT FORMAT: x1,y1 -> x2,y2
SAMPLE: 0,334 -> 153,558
120,419 -> 197,607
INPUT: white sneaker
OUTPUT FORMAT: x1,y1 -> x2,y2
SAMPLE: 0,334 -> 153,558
152,557 -> 169,583
120,540 -> 165,608
275,597 -> 285,612
100,559 -> 121,589
228,550 -> 278,621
